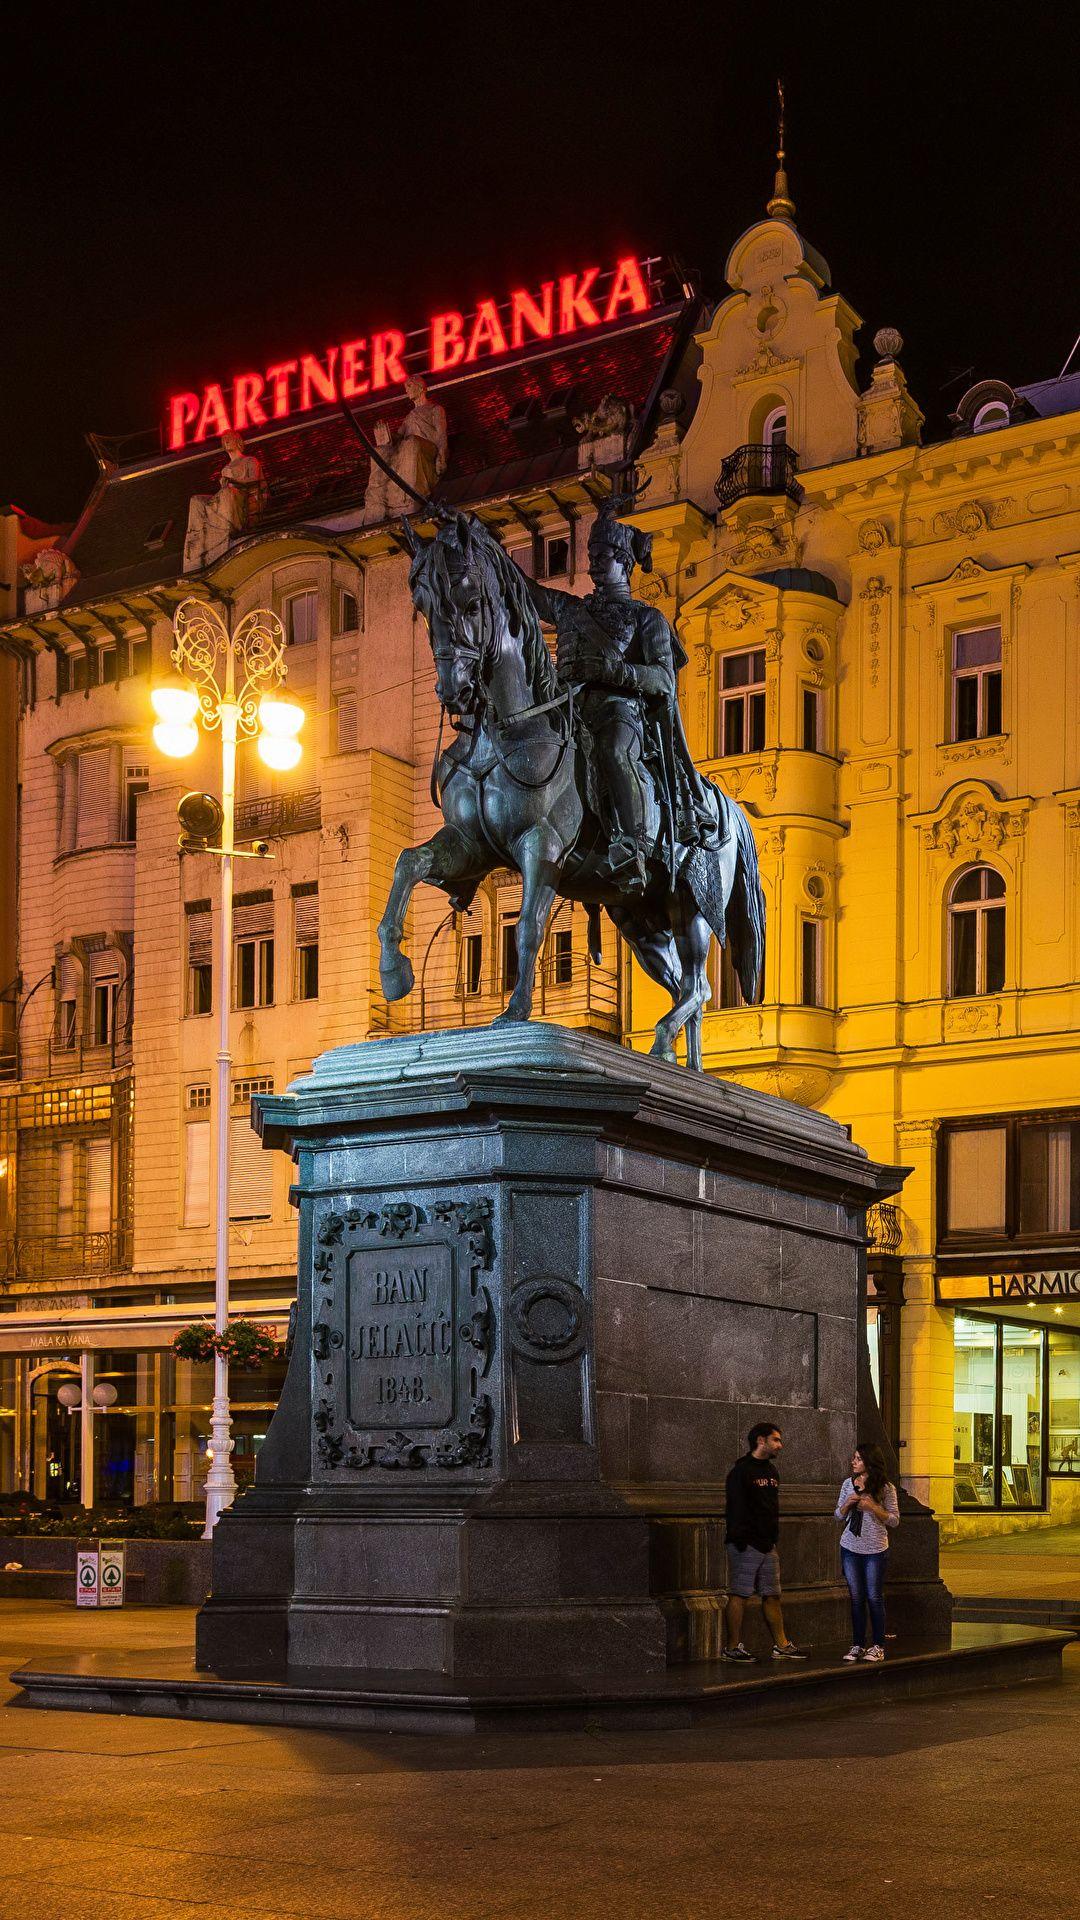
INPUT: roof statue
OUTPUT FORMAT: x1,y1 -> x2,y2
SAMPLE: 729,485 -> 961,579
362,377 -> 448,524
182,432 -> 267,573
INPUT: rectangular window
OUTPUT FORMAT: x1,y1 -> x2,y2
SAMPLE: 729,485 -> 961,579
56,1141 -> 74,1239
720,649 -> 766,756
945,1126 -> 1007,1233
130,636 -> 151,676
235,937 -> 274,1009
92,977 -> 119,1047
76,747 -> 112,848
953,1315 -> 1046,1513
121,761 -> 149,843
717,940 -> 748,1009
338,587 -> 360,634
186,902 -> 212,1016
285,589 -> 318,648
98,645 -> 116,685
800,918 -> 822,1007
952,625 -> 1002,742
538,533 -> 570,580
801,687 -> 822,752
293,886 -> 318,1000
501,919 -> 519,993
57,999 -> 77,1049
462,933 -> 483,995
332,689 -> 357,754
1018,1123 -> 1080,1236
85,1139 -> 112,1235
229,1116 -> 273,1220
183,1121 -> 210,1228
553,928 -> 573,985
953,1315 -> 999,1509
1049,1328 -> 1080,1475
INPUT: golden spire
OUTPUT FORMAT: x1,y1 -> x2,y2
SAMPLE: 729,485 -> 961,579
767,80 -> 796,220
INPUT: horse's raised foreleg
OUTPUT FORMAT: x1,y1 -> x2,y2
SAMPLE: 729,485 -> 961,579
494,825 -> 563,1023
378,826 -> 488,1003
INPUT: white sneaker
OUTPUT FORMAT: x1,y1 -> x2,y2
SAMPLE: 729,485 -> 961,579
863,1644 -> 885,1662
842,1645 -> 864,1662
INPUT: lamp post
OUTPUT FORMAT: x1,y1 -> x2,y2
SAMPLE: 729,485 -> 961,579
151,597 -> 303,1536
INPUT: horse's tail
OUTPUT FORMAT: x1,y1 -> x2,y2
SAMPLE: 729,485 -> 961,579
727,802 -> 767,1005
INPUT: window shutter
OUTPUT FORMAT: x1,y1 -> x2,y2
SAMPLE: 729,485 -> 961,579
233,891 -> 274,940
184,1122 -> 211,1228
77,748 -> 112,847
293,885 -> 318,944
229,1116 -> 273,1219
186,901 -> 213,968
85,1139 -> 112,1234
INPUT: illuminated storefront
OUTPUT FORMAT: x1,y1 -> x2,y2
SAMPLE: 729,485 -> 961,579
937,1112 -> 1080,1514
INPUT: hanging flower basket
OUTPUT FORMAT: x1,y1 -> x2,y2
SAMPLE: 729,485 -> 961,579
172,1320 -> 281,1372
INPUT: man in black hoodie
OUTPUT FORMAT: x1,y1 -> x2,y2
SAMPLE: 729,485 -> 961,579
722,1422 -> 809,1662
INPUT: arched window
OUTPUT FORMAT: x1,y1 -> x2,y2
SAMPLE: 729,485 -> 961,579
948,866 -> 1006,997
761,404 -> 788,448
972,401 -> 1010,434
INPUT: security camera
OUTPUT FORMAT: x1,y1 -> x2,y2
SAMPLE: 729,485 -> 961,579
177,791 -> 224,853
250,839 -> 271,858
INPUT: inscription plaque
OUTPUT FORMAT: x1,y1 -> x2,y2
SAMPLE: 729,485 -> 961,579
347,1243 -> 455,1430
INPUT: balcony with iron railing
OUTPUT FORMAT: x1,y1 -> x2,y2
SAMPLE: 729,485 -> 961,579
1,1228 -> 132,1288
234,789 -> 321,839
715,442 -> 803,512
866,1201 -> 903,1253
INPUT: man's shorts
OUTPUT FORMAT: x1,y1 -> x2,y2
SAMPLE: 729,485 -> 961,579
726,1545 -> 781,1599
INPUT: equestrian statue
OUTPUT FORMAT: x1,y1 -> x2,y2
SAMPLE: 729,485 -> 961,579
370,488 -> 765,1071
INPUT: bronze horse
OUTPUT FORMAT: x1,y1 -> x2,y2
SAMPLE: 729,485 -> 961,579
377,511 -> 765,1068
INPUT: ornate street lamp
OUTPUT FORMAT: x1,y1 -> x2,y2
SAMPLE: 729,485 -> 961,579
151,598 -> 304,1535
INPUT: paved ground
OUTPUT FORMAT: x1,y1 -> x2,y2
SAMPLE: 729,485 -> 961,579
941,1523 -> 1080,1599
0,1598 -> 1077,1920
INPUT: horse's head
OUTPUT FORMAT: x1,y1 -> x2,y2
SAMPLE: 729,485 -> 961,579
403,512 -> 497,717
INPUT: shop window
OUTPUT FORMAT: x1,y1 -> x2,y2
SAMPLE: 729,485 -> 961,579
800,918 -> 823,1008
183,1121 -> 210,1227
945,1126 -> 1006,1233
948,865 -> 1005,997
461,932 -> 483,995
284,589 -> 318,648
953,1315 -> 1046,1512
1049,1329 -> 1080,1475
1018,1121 -> 1080,1235
720,649 -> 766,756
951,625 -> 1002,741
332,689 -> 357,754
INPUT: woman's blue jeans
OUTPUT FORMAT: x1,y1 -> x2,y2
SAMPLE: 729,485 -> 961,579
841,1547 -> 887,1647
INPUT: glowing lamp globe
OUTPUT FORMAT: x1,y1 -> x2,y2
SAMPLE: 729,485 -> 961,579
257,695 -> 304,738
153,719 -> 199,758
258,733 -> 302,772
92,1382 -> 118,1408
56,1382 -> 82,1409
150,683 -> 199,725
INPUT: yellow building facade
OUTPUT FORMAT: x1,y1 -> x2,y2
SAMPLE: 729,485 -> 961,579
627,181 -> 1080,1538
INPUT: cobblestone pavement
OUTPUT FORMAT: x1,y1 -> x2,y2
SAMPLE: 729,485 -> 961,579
0,1599 -> 1076,1920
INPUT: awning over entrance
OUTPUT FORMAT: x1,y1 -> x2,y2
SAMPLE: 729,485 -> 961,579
0,1297 -> 293,1355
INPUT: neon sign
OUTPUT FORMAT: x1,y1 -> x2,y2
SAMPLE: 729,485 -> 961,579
166,257 -> 654,451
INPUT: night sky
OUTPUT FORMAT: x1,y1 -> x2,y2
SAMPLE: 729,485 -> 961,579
4,3 -> 1078,523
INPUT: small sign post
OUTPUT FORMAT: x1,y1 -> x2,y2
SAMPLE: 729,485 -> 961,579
76,1548 -> 99,1607
98,1541 -> 126,1608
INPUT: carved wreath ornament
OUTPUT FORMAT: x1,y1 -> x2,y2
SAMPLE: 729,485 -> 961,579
311,1196 -> 496,1474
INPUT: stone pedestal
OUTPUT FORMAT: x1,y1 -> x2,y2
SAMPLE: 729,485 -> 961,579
196,1026 -> 950,1680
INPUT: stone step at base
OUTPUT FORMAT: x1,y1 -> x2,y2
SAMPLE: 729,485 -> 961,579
10,1624 -> 1072,1736
953,1598 -> 1080,1629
